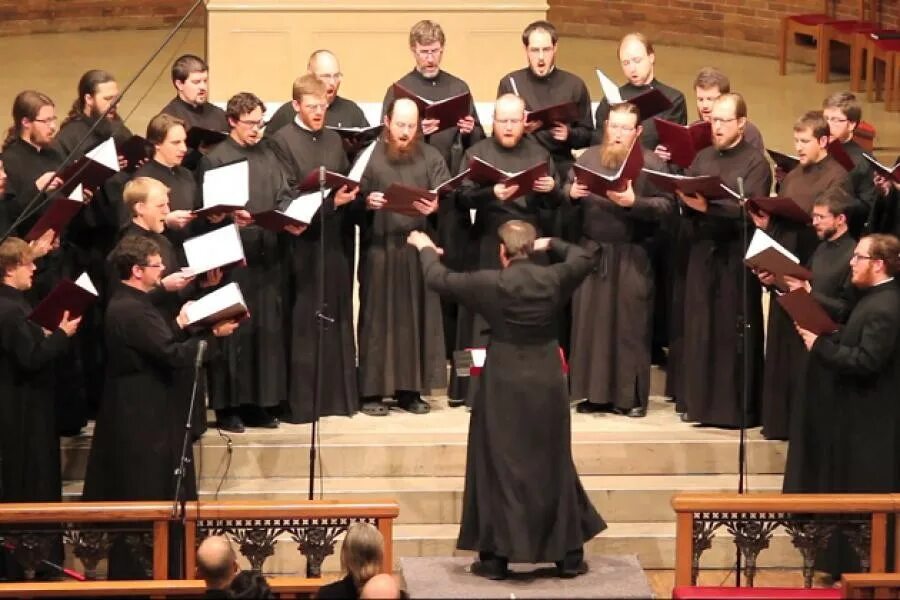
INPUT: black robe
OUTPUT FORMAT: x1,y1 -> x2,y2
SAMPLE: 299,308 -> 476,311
198,137 -> 293,411
265,95 -> 370,138
567,147 -> 673,411
679,139 -> 771,427
783,232 -> 856,494
593,78 -> 688,150
53,114 -> 133,160
420,240 -> 606,562
759,156 -> 849,440
356,140 -> 449,398
159,96 -> 228,170
804,279 -> 900,577
270,123 -> 359,422
0,284 -> 70,502
841,139 -> 877,236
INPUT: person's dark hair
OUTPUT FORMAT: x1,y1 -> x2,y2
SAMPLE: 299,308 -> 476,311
715,92 -> 747,119
228,570 -> 275,599
863,233 -> 900,277
0,237 -> 32,277
522,20 -> 558,46
109,235 -> 160,280
822,91 -> 862,125
225,92 -> 266,122
172,54 -> 208,84
813,186 -> 854,218
64,69 -> 116,125
498,220 -> 537,259
4,90 -> 54,150
693,67 -> 730,93
146,113 -> 186,145
793,110 -> 830,140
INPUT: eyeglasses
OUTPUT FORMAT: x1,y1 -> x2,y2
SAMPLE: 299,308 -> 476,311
711,117 -> 738,125
316,73 -> 343,81
494,118 -> 523,126
139,262 -> 165,269
825,116 -> 849,124
850,253 -> 877,262
238,119 -> 267,129
32,117 -> 58,124
414,47 -> 443,57
608,123 -> 637,132
303,103 -> 328,112
620,56 -> 646,67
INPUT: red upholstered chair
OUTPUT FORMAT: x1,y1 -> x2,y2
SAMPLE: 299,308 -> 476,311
672,586 -> 843,599
778,0 -> 874,82
865,36 -> 900,111
853,120 -> 876,153
849,30 -> 898,91
818,0 -> 881,84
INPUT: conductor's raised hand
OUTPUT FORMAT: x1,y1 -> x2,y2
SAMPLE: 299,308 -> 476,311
212,319 -> 241,337
413,196 -> 438,216
493,183 -> 520,202
532,237 -> 552,252
366,192 -> 386,210
57,310 -> 82,337
166,210 -> 196,229
532,176 -> 555,193
335,184 -> 359,207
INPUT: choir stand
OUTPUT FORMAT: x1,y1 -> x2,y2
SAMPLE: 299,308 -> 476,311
735,177 -> 752,586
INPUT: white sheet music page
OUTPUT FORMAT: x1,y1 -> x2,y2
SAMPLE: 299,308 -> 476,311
202,160 -> 250,209
183,223 -> 246,274
85,137 -> 120,172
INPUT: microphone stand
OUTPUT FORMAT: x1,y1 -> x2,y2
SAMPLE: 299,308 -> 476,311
734,176 -> 751,587
171,339 -> 207,578
309,166 -> 334,508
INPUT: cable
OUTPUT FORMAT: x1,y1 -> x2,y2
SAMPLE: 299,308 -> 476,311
214,426 -> 234,500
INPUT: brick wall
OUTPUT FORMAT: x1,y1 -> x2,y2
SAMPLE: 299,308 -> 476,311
0,0 -> 205,36
549,0 -> 899,58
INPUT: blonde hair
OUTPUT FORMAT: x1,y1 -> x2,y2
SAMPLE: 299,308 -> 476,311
341,523 -> 384,589
292,74 -> 327,102
123,177 -> 169,216
0,237 -> 32,276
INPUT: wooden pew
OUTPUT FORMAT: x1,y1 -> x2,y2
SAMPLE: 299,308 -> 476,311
841,573 -> 900,599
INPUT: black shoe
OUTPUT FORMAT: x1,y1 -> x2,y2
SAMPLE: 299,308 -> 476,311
242,406 -> 280,428
397,394 -> 431,414
556,560 -> 589,578
575,400 -> 607,414
679,412 -> 691,423
361,400 -> 389,416
448,397 -> 466,408
626,406 -> 647,418
470,560 -> 508,580
217,414 -> 245,433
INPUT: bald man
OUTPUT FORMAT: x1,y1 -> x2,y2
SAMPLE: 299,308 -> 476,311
266,49 -> 369,136
593,32 -> 687,151
447,93 -> 561,405
360,573 -> 404,599
355,97 -> 450,416
196,536 -> 239,597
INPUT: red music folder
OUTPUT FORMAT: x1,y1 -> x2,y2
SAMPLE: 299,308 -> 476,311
185,282 -> 249,328
572,139 -> 645,196
525,102 -> 581,129
642,169 -> 738,200
595,69 -> 674,120
826,139 -> 855,172
28,273 -> 98,331
467,159 -> 550,201
185,126 -> 227,150
766,149 -> 800,174
252,191 -> 323,231
383,183 -> 437,217
391,84 -> 471,132
118,135 -> 149,172
24,193 -> 84,241
862,153 -> 899,183
296,169 -> 359,194
744,229 -> 812,290
746,196 -> 812,225
777,288 -> 839,335
654,119 -> 712,168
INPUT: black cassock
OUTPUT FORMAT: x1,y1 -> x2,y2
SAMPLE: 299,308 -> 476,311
679,139 -> 771,427
593,78 -> 687,150
449,136 -> 561,401
420,240 -> 606,562
567,147 -> 673,412
800,279 -> 900,577
53,114 -> 133,159
198,137 -> 294,412
266,96 -> 370,138
0,284 -> 70,502
759,156 -> 849,440
783,232 -> 856,495
840,138 -> 878,236
270,123 -> 358,423
356,141 -> 449,398
159,97 -> 229,170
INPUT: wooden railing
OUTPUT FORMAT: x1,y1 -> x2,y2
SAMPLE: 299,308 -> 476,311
0,499 -> 399,592
841,573 -> 900,599
672,493 -> 900,590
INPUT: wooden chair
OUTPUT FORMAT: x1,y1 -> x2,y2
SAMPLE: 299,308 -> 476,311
849,30 -> 899,91
865,37 -> 900,112
841,573 -> 900,598
818,0 -> 882,84
779,0 -> 873,82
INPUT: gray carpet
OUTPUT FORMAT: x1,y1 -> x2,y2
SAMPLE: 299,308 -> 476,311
400,555 -> 654,598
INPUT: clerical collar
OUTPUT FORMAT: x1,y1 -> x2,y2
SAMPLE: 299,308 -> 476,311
872,277 -> 895,287
293,116 -> 324,136
826,229 -> 849,245
150,157 -> 178,174
716,137 -> 746,156
411,68 -> 443,85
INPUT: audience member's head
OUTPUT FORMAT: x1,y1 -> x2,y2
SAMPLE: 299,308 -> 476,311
229,569 -> 275,599
196,535 -> 240,590
360,573 -> 403,599
341,522 -> 385,590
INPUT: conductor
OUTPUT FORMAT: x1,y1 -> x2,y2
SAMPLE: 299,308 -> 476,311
407,221 -> 605,579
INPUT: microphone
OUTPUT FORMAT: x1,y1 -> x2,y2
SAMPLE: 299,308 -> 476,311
195,339 -> 208,370
319,165 -> 326,188
736,176 -> 745,201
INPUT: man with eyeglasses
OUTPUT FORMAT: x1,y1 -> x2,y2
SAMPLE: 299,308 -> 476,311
750,110 -> 850,440
196,92 -> 302,432
594,32 -> 687,153
675,92 -> 770,429
269,74 -> 361,425
790,232 -> 900,581
446,93 -> 561,406
821,92 -> 877,236
266,49 -> 370,138
566,102 -> 672,418
356,97 -> 450,416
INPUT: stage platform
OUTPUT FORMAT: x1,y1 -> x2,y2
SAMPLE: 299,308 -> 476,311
60,367 -> 795,577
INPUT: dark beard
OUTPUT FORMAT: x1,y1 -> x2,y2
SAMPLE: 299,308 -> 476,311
384,130 -> 421,163
599,140 -> 629,171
